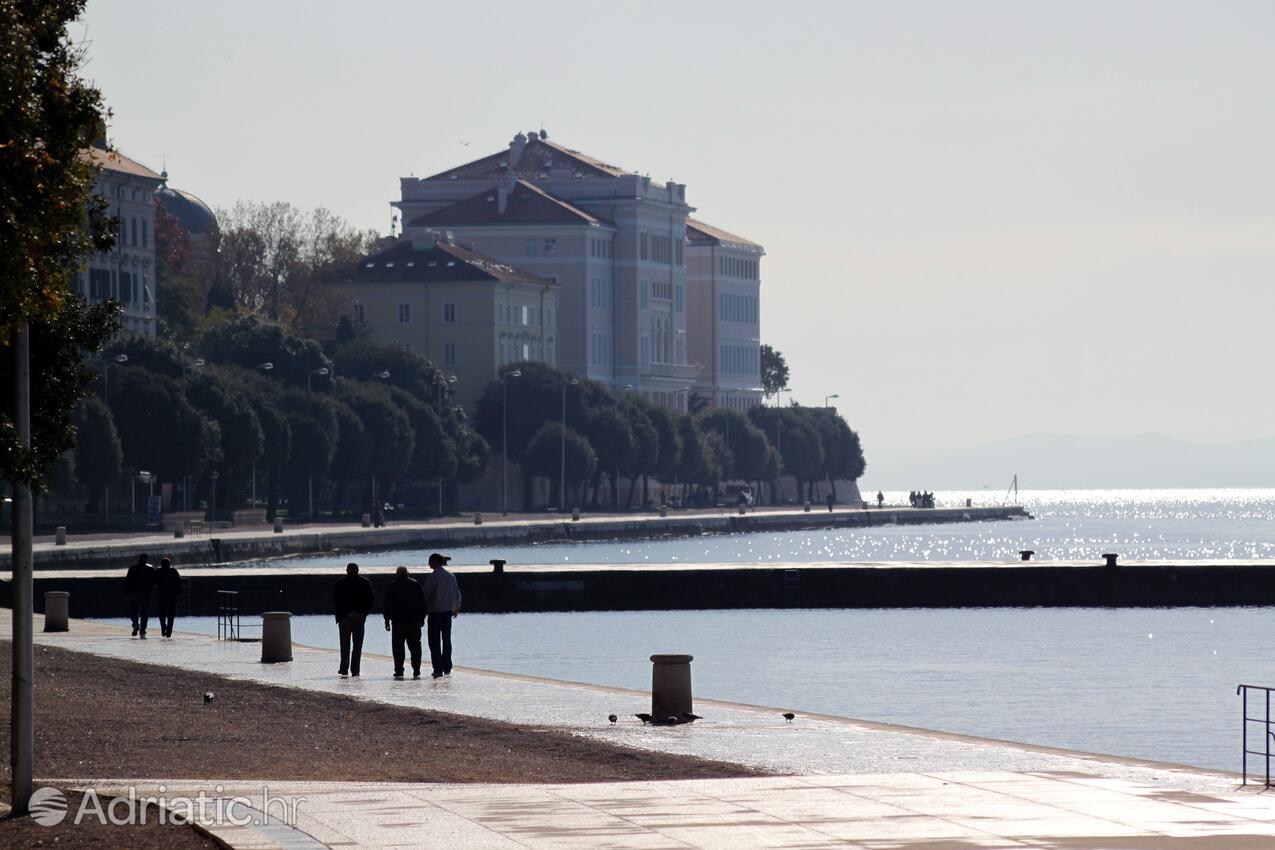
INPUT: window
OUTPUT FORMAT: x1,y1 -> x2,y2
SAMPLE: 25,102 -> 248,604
675,284 -> 684,313
398,303 -> 411,323
142,219 -> 149,249
640,280 -> 649,309
443,342 -> 456,366
130,217 -> 137,247
675,239 -> 683,266
590,278 -> 612,310
443,303 -> 456,323
652,280 -> 672,300
89,268 -> 111,300
543,238 -> 556,255
120,271 -> 135,304
521,305 -> 529,325
640,334 -> 650,367
524,239 -> 537,256
639,232 -> 649,261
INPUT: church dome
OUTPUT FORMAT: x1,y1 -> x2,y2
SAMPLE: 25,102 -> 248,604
156,181 -> 219,236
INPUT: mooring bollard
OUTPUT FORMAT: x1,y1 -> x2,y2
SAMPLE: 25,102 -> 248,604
54,526 -> 66,546
803,501 -> 811,513
361,513 -> 371,528
659,505 -> 667,518
650,654 -> 694,719
1019,550 -> 1034,561
490,558 -> 506,574
260,612 -> 293,663
474,512 -> 483,525
966,498 -> 973,508
43,591 -> 69,632
738,504 -> 746,516
1102,553 -> 1119,568
274,518 -> 283,534
174,526 -> 185,539
571,507 -> 580,521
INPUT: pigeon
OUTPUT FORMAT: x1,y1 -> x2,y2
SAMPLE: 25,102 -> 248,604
680,712 -> 702,723
203,692 -> 215,705
635,713 -> 652,724
782,712 -> 795,723
608,714 -> 618,724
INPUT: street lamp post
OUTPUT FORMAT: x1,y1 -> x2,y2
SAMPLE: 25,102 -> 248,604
436,374 -> 456,516
306,367 -> 329,519
559,377 -> 579,511
824,393 -> 839,408
774,388 -> 790,505
501,369 -> 521,515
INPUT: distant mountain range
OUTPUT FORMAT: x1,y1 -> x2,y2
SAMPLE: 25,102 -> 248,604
870,432 -> 1275,490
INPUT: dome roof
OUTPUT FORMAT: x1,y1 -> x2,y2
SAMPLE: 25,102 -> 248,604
156,183 -> 218,235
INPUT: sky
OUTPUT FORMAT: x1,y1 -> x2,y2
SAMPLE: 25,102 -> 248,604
78,0 -> 1275,477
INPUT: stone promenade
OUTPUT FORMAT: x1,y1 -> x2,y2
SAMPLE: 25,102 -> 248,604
11,610 -> 1275,849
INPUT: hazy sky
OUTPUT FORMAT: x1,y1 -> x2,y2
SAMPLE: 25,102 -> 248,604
79,1 -> 1275,474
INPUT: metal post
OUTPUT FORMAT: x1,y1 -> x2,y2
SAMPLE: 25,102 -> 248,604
1243,686 -> 1248,785
1266,689 -> 1270,788
10,324 -> 33,814
502,377 -> 509,515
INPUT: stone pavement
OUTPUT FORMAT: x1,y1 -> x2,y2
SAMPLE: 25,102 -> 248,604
14,611 -> 1275,848
65,773 -> 1275,849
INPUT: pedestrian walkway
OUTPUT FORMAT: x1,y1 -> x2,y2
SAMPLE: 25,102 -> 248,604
64,773 -> 1275,849
13,610 -> 1275,848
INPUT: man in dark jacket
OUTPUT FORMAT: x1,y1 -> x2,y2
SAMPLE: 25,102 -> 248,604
333,562 -> 375,677
382,565 -> 425,679
155,557 -> 182,638
123,553 -> 157,638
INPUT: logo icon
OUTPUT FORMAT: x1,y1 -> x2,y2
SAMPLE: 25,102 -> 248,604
30,787 -> 68,827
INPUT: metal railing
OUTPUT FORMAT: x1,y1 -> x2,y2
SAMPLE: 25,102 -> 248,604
1237,684 -> 1275,786
216,590 -> 241,641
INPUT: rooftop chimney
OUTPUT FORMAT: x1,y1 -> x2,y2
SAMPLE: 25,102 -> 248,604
509,132 -> 527,169
411,228 -> 438,250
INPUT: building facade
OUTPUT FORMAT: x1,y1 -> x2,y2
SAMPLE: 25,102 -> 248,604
395,131 -> 704,411
686,219 -> 765,410
333,232 -> 560,413
77,143 -> 165,336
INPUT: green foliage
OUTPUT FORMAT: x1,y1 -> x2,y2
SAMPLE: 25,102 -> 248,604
105,367 -> 214,482
523,422 -> 595,489
200,314 -> 332,388
338,381 -> 413,484
185,369 -> 265,473
760,344 -> 790,398
72,396 -> 121,510
386,387 -> 456,481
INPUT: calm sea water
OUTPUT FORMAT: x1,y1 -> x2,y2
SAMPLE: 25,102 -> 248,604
254,488 -> 1275,569
131,606 -> 1266,773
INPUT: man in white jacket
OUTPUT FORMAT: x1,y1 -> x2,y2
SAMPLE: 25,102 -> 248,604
422,552 -> 462,678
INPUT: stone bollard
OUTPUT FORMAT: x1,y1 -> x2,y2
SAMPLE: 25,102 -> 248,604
572,507 -> 580,521
43,591 -> 69,632
803,501 -> 811,513
274,518 -> 283,534
659,505 -> 667,518
1102,553 -> 1119,568
1019,550 -> 1034,561
54,526 -> 67,546
260,612 -> 293,663
650,654 -> 694,720
490,558 -> 506,574
474,512 -> 483,525
738,504 -> 746,516
174,526 -> 185,539
361,513 -> 371,528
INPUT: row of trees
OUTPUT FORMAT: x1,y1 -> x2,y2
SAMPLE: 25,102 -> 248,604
472,361 -> 865,510
57,316 -> 489,520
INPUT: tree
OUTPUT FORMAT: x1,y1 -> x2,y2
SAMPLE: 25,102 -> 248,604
338,382 -> 413,506
698,408 -> 773,483
582,406 -> 635,510
72,397 -> 121,513
777,408 -> 825,501
523,422 -> 596,508
200,314 -> 332,387
327,400 -> 369,514
105,367 -> 216,490
154,201 -> 205,339
186,369 -> 265,509
809,408 -> 867,500
676,415 -> 720,499
760,344 -> 790,399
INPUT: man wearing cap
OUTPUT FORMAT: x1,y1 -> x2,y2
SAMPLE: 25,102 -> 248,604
422,553 -> 462,678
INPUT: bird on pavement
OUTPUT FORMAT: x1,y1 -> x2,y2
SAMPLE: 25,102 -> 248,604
608,714 -> 618,724
635,713 -> 652,724
782,712 -> 795,723
203,692 -> 215,705
681,712 -> 702,723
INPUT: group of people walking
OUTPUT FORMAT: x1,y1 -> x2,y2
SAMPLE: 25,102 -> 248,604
123,553 -> 182,638
332,553 -> 462,680
909,490 -> 935,508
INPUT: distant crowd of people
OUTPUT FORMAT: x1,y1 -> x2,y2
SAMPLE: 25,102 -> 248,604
122,550 -> 463,679
909,490 -> 935,508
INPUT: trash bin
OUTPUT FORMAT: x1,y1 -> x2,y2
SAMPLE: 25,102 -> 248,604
650,654 -> 694,720
260,612 -> 293,663
43,591 -> 69,632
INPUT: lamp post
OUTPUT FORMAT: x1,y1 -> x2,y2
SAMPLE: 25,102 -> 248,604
774,388 -> 790,505
305,368 -> 330,519
101,353 -> 128,405
209,469 -> 219,524
255,361 -> 274,372
436,374 -> 456,516
501,369 -> 521,515
824,393 -> 839,408
373,369 -> 390,380
559,377 -> 579,511
672,387 -> 690,504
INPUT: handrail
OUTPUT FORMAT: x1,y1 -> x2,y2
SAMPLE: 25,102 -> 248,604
1237,684 -> 1275,786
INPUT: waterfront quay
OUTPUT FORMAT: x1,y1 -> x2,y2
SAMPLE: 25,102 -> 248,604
15,610 -> 1275,849
12,558 -> 1275,618
2,503 -> 1028,572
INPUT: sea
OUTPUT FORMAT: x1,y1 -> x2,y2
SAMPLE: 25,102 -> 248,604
108,489 -> 1275,773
